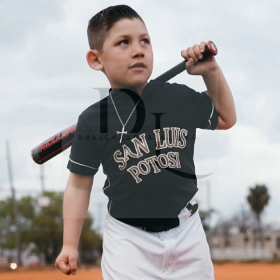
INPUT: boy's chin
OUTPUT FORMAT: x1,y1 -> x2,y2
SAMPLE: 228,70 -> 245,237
130,81 -> 148,88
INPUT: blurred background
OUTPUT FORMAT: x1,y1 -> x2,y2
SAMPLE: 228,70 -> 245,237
0,0 -> 280,275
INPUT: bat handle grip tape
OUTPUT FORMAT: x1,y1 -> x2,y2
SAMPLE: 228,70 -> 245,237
154,40 -> 218,82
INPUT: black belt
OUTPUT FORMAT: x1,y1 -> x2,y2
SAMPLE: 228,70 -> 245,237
137,202 -> 198,233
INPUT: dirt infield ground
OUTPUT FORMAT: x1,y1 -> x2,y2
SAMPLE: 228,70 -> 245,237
0,263 -> 280,280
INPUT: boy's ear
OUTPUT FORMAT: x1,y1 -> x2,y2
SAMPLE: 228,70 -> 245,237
86,50 -> 104,71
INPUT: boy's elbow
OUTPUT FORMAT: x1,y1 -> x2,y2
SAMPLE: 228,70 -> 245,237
227,118 -> 237,129
216,116 -> 236,130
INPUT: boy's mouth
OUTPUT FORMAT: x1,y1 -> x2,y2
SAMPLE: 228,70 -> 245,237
130,62 -> 146,68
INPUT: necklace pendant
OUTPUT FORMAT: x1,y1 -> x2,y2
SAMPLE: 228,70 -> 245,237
117,126 -> 127,143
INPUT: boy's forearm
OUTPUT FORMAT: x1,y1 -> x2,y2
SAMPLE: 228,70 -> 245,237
202,65 -> 237,127
63,185 -> 91,249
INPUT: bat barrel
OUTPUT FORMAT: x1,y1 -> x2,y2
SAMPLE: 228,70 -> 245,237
31,124 -> 77,164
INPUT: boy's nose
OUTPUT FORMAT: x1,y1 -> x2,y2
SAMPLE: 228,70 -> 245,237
131,47 -> 145,55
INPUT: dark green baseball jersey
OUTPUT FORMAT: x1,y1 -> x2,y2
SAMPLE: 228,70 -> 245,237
67,79 -> 219,227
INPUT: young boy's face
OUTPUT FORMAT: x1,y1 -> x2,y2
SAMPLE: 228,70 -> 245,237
87,18 -> 153,95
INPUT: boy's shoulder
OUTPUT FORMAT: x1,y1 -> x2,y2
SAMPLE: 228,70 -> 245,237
165,81 -> 197,94
156,80 -> 200,103
146,79 -> 199,100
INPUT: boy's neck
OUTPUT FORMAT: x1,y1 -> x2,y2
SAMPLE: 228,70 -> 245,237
112,81 -> 148,97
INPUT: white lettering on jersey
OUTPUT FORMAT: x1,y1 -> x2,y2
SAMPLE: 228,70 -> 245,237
167,152 -> 177,168
123,144 -> 138,161
153,129 -> 167,150
131,133 -> 150,156
126,152 -> 182,183
113,150 -> 127,170
145,155 -> 161,173
113,127 -> 187,182
127,165 -> 142,183
178,129 -> 188,148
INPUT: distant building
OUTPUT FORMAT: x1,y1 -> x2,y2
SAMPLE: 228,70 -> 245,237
208,230 -> 280,261
0,242 -> 43,267
0,254 -> 8,266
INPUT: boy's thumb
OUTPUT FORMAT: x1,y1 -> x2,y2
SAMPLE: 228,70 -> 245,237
187,58 -> 193,66
186,58 -> 194,73
69,259 -> 77,274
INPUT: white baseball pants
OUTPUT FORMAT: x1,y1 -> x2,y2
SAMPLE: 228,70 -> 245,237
101,198 -> 215,280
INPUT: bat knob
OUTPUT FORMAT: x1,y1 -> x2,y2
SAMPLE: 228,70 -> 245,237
206,41 -> 218,56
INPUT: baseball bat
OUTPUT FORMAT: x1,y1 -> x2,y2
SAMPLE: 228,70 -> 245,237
31,41 -> 218,164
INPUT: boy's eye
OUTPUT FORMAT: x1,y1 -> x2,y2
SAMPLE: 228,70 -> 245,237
119,38 -> 150,45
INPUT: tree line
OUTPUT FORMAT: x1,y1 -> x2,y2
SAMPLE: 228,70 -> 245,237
0,184 -> 270,265
0,191 -> 103,265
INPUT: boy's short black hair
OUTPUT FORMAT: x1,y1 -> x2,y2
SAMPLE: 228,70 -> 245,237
87,5 -> 145,54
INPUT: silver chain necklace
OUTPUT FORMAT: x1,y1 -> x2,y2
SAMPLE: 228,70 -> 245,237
110,91 -> 140,143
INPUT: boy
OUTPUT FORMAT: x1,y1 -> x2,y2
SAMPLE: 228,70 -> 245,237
55,4 -> 236,280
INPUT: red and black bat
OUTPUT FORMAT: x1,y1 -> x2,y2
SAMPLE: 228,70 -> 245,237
31,41 -> 218,164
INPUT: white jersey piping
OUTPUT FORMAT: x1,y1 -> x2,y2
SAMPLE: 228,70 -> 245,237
205,102 -> 214,129
69,157 -> 98,170
204,91 -> 214,129
102,168 -> 112,214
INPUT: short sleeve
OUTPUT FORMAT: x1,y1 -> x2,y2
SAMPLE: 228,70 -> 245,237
67,114 -> 101,176
193,90 -> 219,130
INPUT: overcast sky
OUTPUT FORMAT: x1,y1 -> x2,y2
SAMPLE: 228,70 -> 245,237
1,0 -> 279,235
